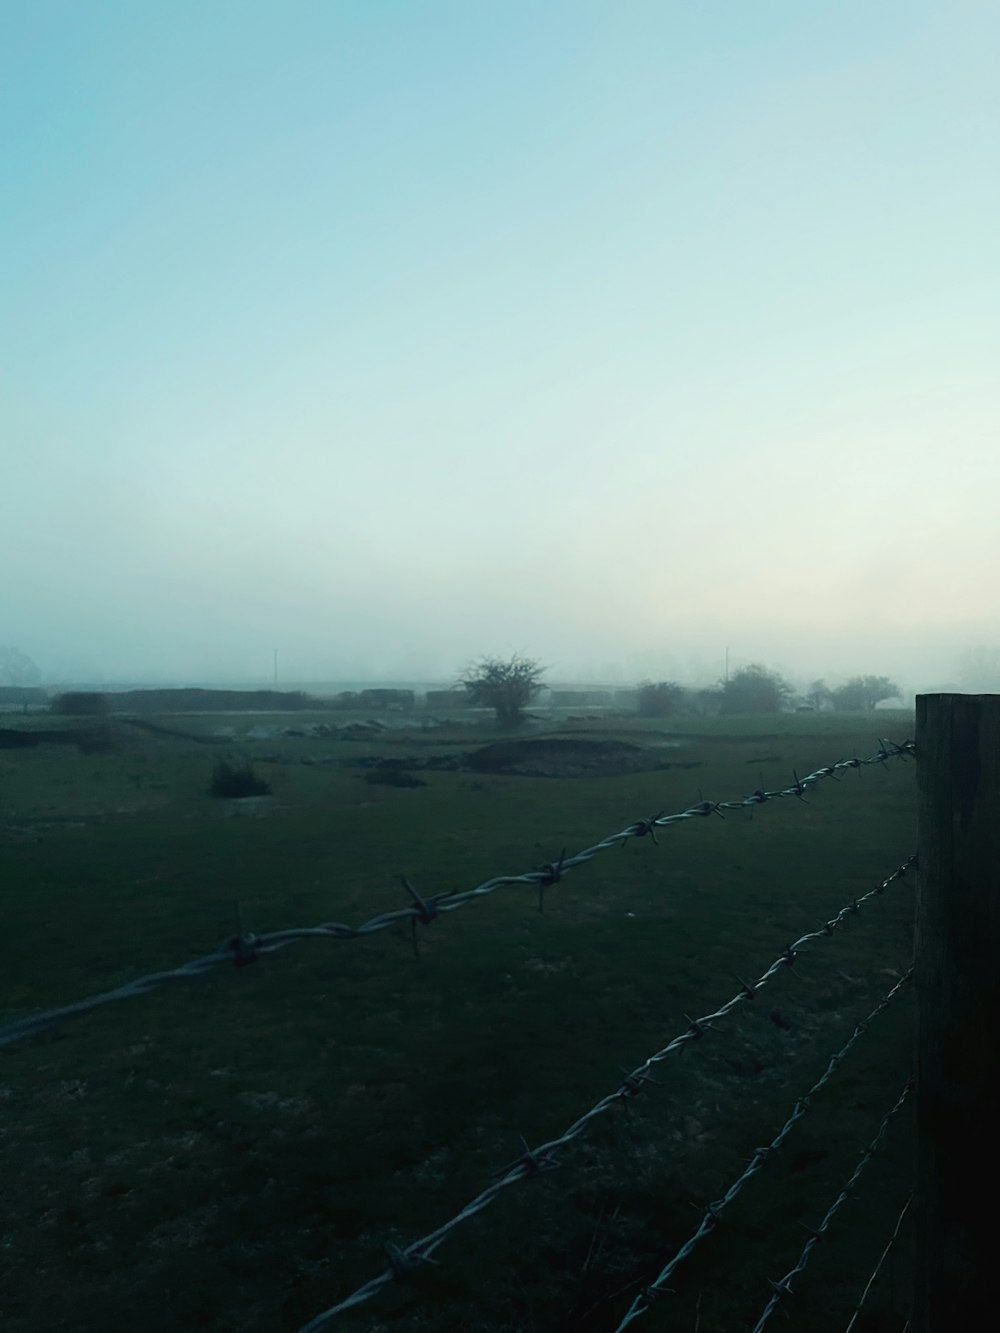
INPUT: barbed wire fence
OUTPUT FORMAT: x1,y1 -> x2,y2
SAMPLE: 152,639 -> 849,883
845,1192 -> 912,1333
611,969 -> 915,1331
2,736 -> 921,1332
298,853 -> 916,1330
0,739 -> 914,1050
750,1081 -> 914,1332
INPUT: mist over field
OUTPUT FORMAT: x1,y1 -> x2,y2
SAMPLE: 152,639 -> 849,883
2,2 -> 997,697
5,11 -> 996,1325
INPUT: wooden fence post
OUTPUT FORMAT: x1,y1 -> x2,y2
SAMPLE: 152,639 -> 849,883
914,694 -> 1000,1330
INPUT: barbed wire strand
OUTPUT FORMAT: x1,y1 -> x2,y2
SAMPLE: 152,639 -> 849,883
844,1192 -> 912,1333
0,740 -> 914,1050
750,1080 -> 914,1333
612,968 -> 914,1331
296,854 -> 915,1330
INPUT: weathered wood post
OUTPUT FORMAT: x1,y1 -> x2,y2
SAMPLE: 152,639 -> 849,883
914,694 -> 1000,1330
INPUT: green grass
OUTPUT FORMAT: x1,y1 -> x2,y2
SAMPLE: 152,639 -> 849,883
0,711 -> 917,1331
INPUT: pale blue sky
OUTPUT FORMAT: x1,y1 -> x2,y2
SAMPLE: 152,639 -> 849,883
2,1 -> 997,688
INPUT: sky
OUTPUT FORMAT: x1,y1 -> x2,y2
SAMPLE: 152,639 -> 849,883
2,0 -> 998,692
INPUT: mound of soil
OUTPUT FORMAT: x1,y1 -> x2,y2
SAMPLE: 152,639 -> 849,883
466,737 -> 658,778
339,737 -> 698,780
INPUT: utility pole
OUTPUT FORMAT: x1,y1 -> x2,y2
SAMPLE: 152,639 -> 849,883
725,647 -> 729,686
273,648 -> 278,689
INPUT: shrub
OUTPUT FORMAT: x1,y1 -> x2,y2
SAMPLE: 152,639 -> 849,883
459,654 -> 546,729
718,665 -> 791,714
210,760 -> 271,798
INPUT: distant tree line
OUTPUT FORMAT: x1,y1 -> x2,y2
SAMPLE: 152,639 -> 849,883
636,666 -> 903,717
804,675 -> 902,712
4,638 -> 911,728
455,657 -> 906,726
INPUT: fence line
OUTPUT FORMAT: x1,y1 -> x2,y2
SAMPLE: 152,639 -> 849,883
0,740 -> 915,1050
750,1081 -> 914,1332
845,1193 -> 912,1333
612,968 -> 914,1331
297,854 -> 915,1329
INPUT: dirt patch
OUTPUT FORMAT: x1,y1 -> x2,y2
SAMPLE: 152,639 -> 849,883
466,737 -> 673,778
340,737 -> 700,779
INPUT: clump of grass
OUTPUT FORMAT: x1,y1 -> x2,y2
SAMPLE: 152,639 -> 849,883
209,759 -> 271,798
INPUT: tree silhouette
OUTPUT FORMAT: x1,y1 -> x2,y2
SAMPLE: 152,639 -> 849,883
719,664 -> 791,714
806,679 -> 832,710
459,655 -> 545,729
831,675 -> 902,711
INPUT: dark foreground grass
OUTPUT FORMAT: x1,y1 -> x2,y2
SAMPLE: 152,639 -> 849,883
1,712 -> 917,1331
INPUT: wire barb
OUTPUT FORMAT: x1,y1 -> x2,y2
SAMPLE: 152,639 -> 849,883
493,1136 -> 560,1180
227,933 -> 259,967
618,1066 -> 663,1100
538,849 -> 568,887
382,1243 -> 431,1283
401,876 -> 439,925
629,813 -> 664,844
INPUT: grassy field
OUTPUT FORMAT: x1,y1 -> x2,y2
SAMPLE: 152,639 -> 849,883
0,709 -> 918,1332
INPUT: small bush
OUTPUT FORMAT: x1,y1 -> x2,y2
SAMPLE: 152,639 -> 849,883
210,760 -> 271,798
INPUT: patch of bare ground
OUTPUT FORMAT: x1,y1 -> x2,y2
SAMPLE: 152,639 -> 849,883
466,737 -> 694,778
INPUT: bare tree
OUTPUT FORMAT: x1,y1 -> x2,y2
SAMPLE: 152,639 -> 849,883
459,655 -> 545,729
